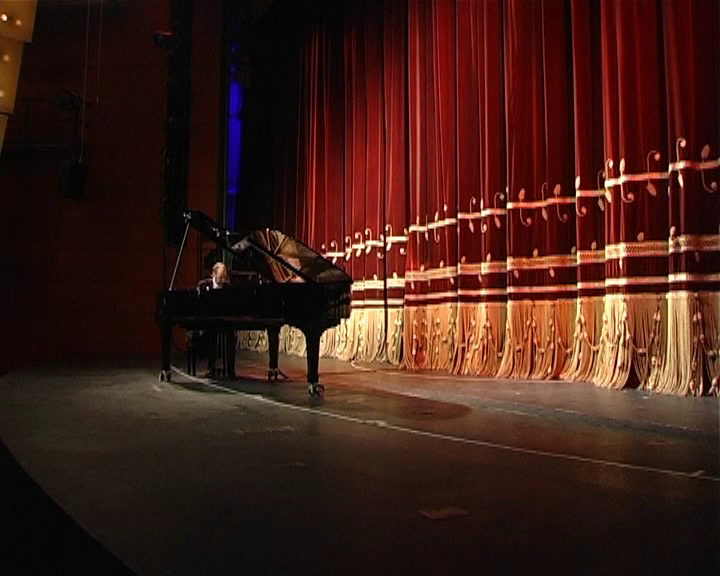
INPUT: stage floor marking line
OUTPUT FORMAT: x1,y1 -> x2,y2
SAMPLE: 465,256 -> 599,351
169,366 -> 719,484
346,365 -> 712,436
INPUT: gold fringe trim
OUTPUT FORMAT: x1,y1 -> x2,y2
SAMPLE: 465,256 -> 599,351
561,297 -> 604,382
699,293 -> 720,396
496,300 -> 575,380
386,308 -> 404,365
452,302 -> 506,376
235,291 -> 717,398
401,304 -> 457,371
650,292 -> 720,396
497,301 -> 534,379
531,300 -> 575,379
331,308 -> 387,363
237,306 -> 403,366
236,330 -> 269,353
594,294 -> 666,390
281,326 -> 306,356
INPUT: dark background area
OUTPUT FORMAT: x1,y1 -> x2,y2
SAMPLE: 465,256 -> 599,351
0,0 -> 315,376
0,0 -> 223,375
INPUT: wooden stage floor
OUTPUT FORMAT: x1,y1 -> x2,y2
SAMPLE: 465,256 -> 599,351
1,352 -> 718,575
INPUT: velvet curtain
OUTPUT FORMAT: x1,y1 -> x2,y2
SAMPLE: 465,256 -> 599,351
251,0 -> 719,396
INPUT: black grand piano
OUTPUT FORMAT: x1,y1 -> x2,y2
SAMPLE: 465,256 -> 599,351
157,210 -> 352,395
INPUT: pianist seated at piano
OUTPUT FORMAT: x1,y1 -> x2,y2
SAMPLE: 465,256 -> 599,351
198,261 -> 230,291
197,262 -> 237,379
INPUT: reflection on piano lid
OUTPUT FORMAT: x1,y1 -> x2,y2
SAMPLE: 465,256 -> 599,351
184,210 -> 352,285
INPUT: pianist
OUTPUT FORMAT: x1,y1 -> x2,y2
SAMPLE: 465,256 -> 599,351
198,262 -> 237,378
198,261 -> 230,291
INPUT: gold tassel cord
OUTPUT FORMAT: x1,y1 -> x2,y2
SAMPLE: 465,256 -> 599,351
561,297 -> 604,382
453,303 -> 506,377
497,300 -> 535,380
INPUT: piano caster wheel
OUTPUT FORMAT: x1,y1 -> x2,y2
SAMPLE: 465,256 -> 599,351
308,383 -> 324,397
159,370 -> 172,382
268,369 -> 279,382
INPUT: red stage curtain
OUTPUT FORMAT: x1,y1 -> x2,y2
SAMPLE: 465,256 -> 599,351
658,0 -> 720,394
267,0 -> 408,362
254,0 -> 719,396
563,0 -> 606,383
453,0 -> 507,377
404,0 -> 459,370
496,0 -> 578,380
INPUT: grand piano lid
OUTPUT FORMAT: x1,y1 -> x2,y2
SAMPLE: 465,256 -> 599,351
184,210 -> 351,284
231,229 -> 352,284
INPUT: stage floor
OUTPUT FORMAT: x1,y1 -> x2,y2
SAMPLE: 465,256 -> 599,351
1,352 -> 718,575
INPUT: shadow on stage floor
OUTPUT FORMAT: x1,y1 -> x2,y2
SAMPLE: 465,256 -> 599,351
0,439 -> 131,574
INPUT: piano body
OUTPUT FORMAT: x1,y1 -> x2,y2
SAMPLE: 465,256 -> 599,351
157,210 -> 352,395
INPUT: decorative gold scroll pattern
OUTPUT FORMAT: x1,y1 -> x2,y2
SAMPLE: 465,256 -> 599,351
672,139 -> 719,193
458,194 -> 508,232
321,229 -> 409,262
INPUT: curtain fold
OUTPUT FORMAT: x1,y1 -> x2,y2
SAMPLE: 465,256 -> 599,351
246,0 -> 719,396
404,0 -> 459,371
453,0 -> 507,377
657,0 -> 720,395
563,0 -> 605,383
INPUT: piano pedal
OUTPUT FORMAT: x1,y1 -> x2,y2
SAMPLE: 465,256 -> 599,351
159,370 -> 172,382
308,383 -> 324,397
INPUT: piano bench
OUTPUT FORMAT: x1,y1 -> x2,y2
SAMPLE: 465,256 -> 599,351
186,330 -> 235,378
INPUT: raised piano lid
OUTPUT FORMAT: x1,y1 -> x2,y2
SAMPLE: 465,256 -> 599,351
184,210 -> 352,285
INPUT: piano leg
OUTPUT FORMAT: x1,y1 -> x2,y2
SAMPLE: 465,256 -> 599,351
160,317 -> 172,382
304,327 -> 323,395
267,327 -> 280,381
